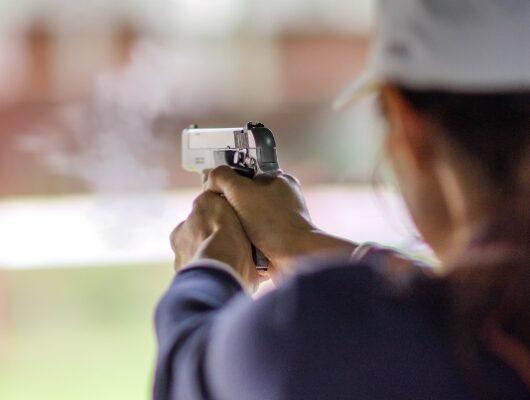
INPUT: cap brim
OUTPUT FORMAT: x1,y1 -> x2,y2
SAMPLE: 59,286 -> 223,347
332,71 -> 380,111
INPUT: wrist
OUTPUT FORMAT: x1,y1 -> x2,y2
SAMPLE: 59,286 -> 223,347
273,228 -> 358,267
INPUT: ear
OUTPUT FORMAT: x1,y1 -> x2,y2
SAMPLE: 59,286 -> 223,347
382,86 -> 436,170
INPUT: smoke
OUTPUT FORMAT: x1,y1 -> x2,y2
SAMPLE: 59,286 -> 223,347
19,40 -> 219,193
61,42 -> 183,193
17,41 -> 217,251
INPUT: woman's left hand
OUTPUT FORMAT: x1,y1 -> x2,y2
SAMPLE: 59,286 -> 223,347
169,190 -> 260,288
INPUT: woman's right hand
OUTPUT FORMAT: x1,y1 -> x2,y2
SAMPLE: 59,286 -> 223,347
205,166 -> 357,276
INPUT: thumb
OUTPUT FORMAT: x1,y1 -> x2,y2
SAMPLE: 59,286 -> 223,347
205,165 -> 251,198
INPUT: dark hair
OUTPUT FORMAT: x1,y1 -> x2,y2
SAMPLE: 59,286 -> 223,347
397,88 -> 530,193
396,87 -> 530,395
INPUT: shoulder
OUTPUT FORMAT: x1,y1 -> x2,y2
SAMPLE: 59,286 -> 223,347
207,252 -> 469,399
281,246 -> 449,353
258,258 -> 466,399
289,243 -> 441,313
284,256 -> 443,333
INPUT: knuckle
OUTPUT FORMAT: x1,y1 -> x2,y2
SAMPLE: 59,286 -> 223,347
169,229 -> 176,247
209,165 -> 246,193
192,192 -> 210,210
192,194 -> 202,209
169,222 -> 184,250
202,190 -> 220,205
192,191 -> 223,215
209,194 -> 227,213
275,175 -> 290,187
280,173 -> 301,187
209,165 -> 231,183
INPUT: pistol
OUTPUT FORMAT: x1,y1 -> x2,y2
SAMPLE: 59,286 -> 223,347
181,122 -> 280,271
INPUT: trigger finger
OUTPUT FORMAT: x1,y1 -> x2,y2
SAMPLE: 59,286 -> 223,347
205,165 -> 249,195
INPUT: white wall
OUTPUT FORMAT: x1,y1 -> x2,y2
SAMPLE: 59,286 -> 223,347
0,0 -> 376,36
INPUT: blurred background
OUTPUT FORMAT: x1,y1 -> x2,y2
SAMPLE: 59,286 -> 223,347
0,1 -> 427,399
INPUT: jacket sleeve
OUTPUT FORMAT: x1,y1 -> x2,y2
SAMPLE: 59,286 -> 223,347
153,261 -> 297,400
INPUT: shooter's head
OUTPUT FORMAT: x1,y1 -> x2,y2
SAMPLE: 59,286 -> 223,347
336,0 -> 530,261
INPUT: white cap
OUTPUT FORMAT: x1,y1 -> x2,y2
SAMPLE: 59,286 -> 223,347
334,0 -> 530,110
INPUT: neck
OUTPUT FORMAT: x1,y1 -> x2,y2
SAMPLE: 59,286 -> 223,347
436,162 -> 508,264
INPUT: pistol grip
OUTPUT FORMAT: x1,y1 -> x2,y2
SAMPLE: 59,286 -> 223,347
233,168 -> 270,272
252,246 -> 269,272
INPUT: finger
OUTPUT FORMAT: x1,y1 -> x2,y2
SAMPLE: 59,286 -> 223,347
281,173 -> 301,186
201,169 -> 212,187
169,221 -> 185,253
205,165 -> 251,197
192,190 -> 224,214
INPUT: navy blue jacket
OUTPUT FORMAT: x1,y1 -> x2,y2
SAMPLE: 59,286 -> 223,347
153,246 -> 528,400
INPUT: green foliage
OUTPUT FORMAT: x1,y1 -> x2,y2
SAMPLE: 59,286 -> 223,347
0,265 -> 173,400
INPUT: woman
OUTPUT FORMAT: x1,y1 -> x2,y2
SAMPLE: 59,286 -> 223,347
154,1 -> 529,399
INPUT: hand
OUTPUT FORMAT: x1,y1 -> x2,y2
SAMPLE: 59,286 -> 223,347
205,166 -> 357,276
170,191 -> 260,288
